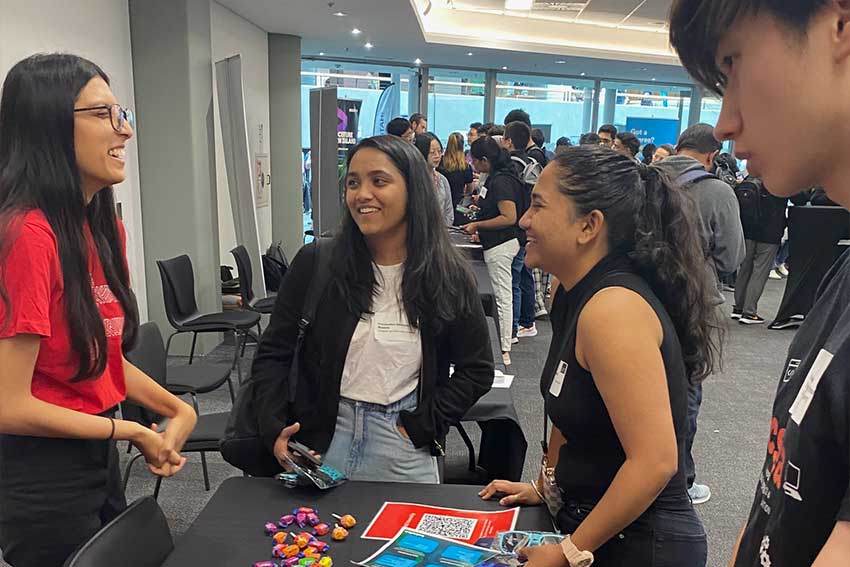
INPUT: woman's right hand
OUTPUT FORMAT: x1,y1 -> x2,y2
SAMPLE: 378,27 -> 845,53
133,424 -> 186,477
273,422 -> 321,471
479,480 -> 543,507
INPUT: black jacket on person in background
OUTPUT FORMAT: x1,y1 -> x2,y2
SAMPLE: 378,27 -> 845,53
252,241 -> 494,457
742,180 -> 788,245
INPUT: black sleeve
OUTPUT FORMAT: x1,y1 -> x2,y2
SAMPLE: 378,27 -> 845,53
399,274 -> 495,447
252,242 -> 316,452
490,176 -> 518,206
464,166 -> 474,184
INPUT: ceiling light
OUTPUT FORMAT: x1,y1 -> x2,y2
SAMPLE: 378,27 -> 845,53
501,66 -> 508,70
651,77 -> 657,81
580,72 -> 586,76
414,58 -> 422,65
319,52 -> 325,56
333,11 -> 346,16
351,28 -> 362,35
364,42 -> 373,49
556,60 -> 566,64
505,0 -> 534,10
467,52 -> 474,56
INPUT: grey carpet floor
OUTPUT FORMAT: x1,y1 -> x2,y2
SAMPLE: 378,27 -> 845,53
110,277 -> 794,567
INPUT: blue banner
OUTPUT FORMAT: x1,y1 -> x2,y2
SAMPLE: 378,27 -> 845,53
373,83 -> 399,137
625,117 -> 680,147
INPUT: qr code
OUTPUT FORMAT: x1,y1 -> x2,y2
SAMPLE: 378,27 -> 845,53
415,514 -> 477,540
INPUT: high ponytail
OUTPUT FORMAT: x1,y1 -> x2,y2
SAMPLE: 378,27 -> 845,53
551,145 -> 722,383
632,166 -> 723,382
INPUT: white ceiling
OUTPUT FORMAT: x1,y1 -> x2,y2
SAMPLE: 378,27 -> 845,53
452,0 -> 672,30
216,0 -> 691,85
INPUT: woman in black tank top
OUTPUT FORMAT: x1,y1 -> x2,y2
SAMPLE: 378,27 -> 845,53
480,146 -> 723,567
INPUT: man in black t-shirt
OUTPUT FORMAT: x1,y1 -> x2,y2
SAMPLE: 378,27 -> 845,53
669,1 -> 850,565
503,108 -> 548,167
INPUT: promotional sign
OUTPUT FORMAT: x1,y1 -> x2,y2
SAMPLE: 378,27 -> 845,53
356,529 -> 499,567
625,117 -> 680,147
337,98 -> 362,151
374,83 -> 400,137
362,502 -> 519,545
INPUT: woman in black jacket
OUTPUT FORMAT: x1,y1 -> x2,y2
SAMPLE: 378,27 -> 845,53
253,135 -> 494,483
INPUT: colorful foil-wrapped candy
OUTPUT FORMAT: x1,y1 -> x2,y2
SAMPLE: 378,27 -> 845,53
333,514 -> 357,529
279,515 -> 296,528
312,523 -> 330,537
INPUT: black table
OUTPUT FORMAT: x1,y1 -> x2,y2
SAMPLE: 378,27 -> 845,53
449,229 -> 484,262
460,388 -> 528,482
162,478 -> 553,567
772,206 -> 850,327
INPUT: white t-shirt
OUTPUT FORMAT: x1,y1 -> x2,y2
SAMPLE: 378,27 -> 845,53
340,263 -> 422,405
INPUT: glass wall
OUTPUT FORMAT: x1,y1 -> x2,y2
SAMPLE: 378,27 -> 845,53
426,68 -> 486,144
495,73 -> 596,146
599,81 -> 693,147
300,60 -> 416,148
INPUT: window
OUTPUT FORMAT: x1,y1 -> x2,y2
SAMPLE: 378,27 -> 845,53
495,73 -> 595,146
599,82 -> 693,148
426,68 -> 485,144
300,60 -> 416,148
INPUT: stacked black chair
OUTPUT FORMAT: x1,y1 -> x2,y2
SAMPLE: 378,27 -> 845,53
231,244 -> 276,315
157,254 -> 260,382
123,322 -> 230,495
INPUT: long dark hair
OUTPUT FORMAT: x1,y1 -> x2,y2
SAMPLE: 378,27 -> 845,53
552,145 -> 722,382
0,53 -> 139,381
470,136 -> 513,173
330,135 -> 477,334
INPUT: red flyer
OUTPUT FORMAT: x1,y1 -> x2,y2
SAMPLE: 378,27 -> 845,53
361,502 -> 520,545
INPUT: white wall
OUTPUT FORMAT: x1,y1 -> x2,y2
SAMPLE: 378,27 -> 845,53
0,0 -> 148,319
210,1 -> 272,270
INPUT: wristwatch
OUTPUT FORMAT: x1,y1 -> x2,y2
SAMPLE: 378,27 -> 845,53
560,535 -> 594,567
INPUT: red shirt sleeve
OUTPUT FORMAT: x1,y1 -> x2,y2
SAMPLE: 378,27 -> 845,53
0,221 -> 59,338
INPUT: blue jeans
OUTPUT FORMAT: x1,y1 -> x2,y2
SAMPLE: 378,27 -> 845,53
557,498 -> 707,566
685,382 -> 702,488
511,247 -> 536,335
323,391 -> 439,483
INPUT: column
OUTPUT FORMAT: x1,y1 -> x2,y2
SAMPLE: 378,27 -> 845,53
601,87 -> 617,126
268,34 -> 306,259
129,0 -> 220,355
688,87 -> 703,127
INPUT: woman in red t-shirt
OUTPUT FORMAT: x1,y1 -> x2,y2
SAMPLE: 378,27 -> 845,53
0,54 -> 198,567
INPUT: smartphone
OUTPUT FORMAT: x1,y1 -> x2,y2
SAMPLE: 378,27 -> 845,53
288,439 -> 322,467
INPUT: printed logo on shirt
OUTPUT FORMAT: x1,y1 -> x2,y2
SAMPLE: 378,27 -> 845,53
759,535 -> 772,567
783,358 -> 801,383
91,276 -> 118,305
103,316 -> 124,338
767,417 -> 786,490
782,460 -> 803,502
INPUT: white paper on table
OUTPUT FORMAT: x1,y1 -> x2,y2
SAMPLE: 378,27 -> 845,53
492,369 -> 514,389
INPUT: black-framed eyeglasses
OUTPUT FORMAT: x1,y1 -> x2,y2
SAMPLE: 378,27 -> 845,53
73,104 -> 135,132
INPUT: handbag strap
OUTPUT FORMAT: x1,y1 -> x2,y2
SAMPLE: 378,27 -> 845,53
287,238 -> 333,402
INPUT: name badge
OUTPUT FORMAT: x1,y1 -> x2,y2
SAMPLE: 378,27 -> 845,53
374,313 -> 417,342
549,361 -> 568,397
478,187 -> 488,200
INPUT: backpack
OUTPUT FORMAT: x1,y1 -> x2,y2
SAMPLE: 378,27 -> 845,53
713,153 -> 739,187
511,155 -> 543,189
735,177 -> 765,229
220,238 -> 333,477
262,255 -> 287,293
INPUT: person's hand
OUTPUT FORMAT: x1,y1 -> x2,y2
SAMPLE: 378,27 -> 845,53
155,402 -> 197,471
517,544 -> 568,567
461,222 -> 478,235
273,423 -> 322,471
397,423 -> 410,439
479,480 -> 542,507
470,233 -> 480,244
132,424 -> 186,477
471,194 -> 481,205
